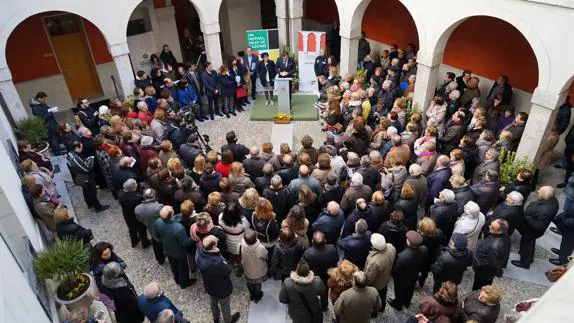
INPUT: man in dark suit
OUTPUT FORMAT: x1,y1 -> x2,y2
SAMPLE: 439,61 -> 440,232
276,51 -> 296,105
185,63 -> 205,121
314,48 -> 328,92
244,47 -> 259,101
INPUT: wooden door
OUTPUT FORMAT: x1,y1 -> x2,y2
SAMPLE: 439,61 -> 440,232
44,14 -> 102,100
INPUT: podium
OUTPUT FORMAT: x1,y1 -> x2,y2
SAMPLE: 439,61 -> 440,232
275,77 -> 292,114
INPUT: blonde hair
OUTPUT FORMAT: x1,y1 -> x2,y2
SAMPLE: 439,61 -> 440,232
207,192 -> 221,207
230,162 -> 244,177
21,159 -> 38,172
22,175 -> 37,188
254,197 -> 274,221
401,183 -> 415,200
54,206 -> 71,223
327,260 -> 358,286
481,285 -> 503,304
372,191 -> 385,204
196,212 -> 212,228
194,155 -> 205,173
418,217 -> 437,237
167,158 -> 182,173
240,188 -> 260,210
180,200 -> 195,218
449,175 -> 466,188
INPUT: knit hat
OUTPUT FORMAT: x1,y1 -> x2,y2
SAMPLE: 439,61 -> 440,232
98,105 -> 109,115
371,233 -> 387,251
140,136 -> 153,147
350,172 -> 363,187
450,233 -> 468,250
441,189 -> 455,203
406,230 -> 423,247
464,201 -> 481,218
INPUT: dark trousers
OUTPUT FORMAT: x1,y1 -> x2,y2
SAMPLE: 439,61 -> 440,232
554,214 -> 574,262
394,278 -> 416,308
152,239 -> 165,264
206,95 -> 219,116
247,282 -> 262,300
472,266 -> 494,290
378,286 -> 388,312
519,236 -> 536,265
81,179 -> 101,209
168,255 -> 190,286
124,215 -> 149,246
250,74 -> 257,99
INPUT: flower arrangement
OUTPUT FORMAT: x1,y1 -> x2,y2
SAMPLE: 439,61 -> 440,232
274,113 -> 293,120
498,147 -> 534,186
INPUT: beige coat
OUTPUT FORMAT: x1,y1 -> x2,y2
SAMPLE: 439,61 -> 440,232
425,102 -> 447,127
538,131 -> 560,169
384,144 -> 411,167
33,198 -> 57,232
240,239 -> 269,280
364,245 -> 396,290
334,286 -> 382,323
450,160 -> 465,178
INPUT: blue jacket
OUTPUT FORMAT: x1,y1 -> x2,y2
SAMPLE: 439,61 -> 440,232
202,70 -> 219,97
312,210 -> 344,245
338,232 -> 372,269
145,96 -> 158,114
341,208 -> 378,238
30,99 -> 57,129
196,247 -> 233,298
244,54 -> 259,73
177,86 -> 197,107
218,73 -> 236,97
137,293 -> 181,322
427,167 -> 452,204
154,217 -> 192,259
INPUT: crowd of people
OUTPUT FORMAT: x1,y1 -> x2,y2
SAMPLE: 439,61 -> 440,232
18,36 -> 574,323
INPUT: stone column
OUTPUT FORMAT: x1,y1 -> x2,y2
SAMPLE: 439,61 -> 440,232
339,36 -> 359,77
0,67 -> 27,121
201,21 -> 223,69
276,0 -> 289,47
289,15 -> 303,51
412,50 -> 442,118
516,89 -> 565,163
109,43 -> 134,100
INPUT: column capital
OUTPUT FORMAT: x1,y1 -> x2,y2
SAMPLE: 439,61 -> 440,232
200,21 -> 220,35
0,67 -> 12,82
109,43 -> 130,57
416,51 -> 443,68
531,88 -> 567,109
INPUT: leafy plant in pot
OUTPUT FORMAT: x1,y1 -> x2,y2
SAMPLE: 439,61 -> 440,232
33,238 -> 93,309
15,116 -> 49,152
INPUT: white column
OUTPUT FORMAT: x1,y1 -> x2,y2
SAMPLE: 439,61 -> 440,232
412,50 -> 442,118
201,22 -> 223,69
109,43 -> 134,100
276,0 -> 289,47
339,36 -> 359,77
289,16 -> 302,51
0,67 -> 27,121
516,89 -> 565,163
154,6 -> 183,62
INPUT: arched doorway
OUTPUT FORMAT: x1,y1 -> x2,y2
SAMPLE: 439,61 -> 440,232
303,0 -> 340,61
441,16 -> 538,112
6,12 -> 112,111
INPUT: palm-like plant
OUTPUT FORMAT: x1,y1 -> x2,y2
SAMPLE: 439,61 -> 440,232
33,238 -> 90,300
15,116 -> 49,149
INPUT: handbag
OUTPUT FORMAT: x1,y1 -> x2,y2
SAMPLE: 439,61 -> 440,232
236,86 -> 248,99
545,266 -> 567,282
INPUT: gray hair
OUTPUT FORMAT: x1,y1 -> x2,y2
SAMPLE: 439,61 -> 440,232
360,155 -> 371,168
485,169 -> 499,181
270,175 -> 282,188
450,89 -> 461,99
353,271 -> 367,287
507,191 -> 524,206
156,309 -> 175,323
386,126 -> 398,136
143,282 -> 161,299
539,186 -> 555,200
143,188 -> 156,201
250,146 -> 260,157
263,163 -> 274,175
123,178 -> 138,192
136,101 -> 148,110
437,155 -> 450,167
355,219 -> 368,235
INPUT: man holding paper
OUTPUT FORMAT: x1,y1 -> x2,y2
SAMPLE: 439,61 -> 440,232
30,91 -> 61,154
276,51 -> 296,107
244,47 -> 259,102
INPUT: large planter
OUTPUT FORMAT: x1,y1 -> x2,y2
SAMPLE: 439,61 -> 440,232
274,119 -> 291,124
37,142 -> 50,159
54,273 -> 95,311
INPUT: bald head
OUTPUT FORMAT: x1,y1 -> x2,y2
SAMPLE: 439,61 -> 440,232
312,231 -> 326,247
159,205 -> 174,221
327,201 -> 340,215
299,165 -> 310,177
144,282 -> 161,299
250,146 -> 260,157
538,186 -> 555,200
282,154 -> 293,165
119,156 -> 131,168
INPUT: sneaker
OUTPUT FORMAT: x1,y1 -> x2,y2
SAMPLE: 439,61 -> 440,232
270,100 -> 274,106
95,205 -> 110,213
230,312 -> 240,323
265,100 -> 270,106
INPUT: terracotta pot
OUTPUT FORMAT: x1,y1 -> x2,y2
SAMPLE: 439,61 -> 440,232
274,119 -> 291,124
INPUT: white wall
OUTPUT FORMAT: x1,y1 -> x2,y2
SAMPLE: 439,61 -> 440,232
127,31 -> 158,75
220,0 -> 262,56
154,6 -> 183,63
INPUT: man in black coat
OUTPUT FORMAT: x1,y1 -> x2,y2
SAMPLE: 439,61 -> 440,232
276,154 -> 298,186
166,115 -> 188,151
470,170 -> 501,214
388,230 -> 428,310
302,231 -> 338,308
276,51 -> 296,104
77,97 -> 99,135
338,219 -> 372,270
427,156 -> 452,206
255,163 -> 274,195
118,179 -> 150,248
220,131 -> 250,162
487,75 -> 513,105
472,219 -> 511,290
243,146 -> 266,180
502,169 -> 532,203
30,91 -> 61,154
312,201 -> 345,245
178,134 -> 204,169
112,157 -> 138,194
512,186 -> 559,269
314,48 -> 328,91
484,191 -> 524,237
550,207 -> 574,266
431,233 -> 472,293
429,189 -> 459,241
357,155 -> 381,191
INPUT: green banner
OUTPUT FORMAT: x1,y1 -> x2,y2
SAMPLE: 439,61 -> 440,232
246,30 -> 269,51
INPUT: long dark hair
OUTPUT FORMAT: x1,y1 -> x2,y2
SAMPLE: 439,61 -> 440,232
90,241 -> 114,266
222,202 -> 242,227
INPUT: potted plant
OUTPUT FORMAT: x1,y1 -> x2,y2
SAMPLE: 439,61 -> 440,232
15,116 -> 49,155
498,148 -> 534,186
33,238 -> 93,310
273,113 -> 293,124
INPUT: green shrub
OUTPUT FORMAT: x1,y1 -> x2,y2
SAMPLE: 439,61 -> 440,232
33,238 -> 90,293
15,116 -> 49,149
498,148 -> 534,186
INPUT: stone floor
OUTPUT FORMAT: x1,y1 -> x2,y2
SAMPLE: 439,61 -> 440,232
60,108 -> 568,323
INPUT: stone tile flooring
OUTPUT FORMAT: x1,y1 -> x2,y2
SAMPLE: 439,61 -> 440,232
62,113 -> 566,322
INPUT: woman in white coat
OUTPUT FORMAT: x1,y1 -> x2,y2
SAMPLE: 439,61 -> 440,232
219,202 -> 250,263
453,201 -> 485,250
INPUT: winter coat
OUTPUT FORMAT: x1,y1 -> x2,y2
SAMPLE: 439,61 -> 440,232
418,295 -> 462,323
199,171 -> 222,197
218,215 -> 250,255
473,232 -> 510,276
288,176 -> 322,198
417,154 -> 438,176
364,245 -> 396,290
277,164 -> 299,186
504,180 -> 531,204
394,198 -> 419,230
487,203 -> 523,236
262,187 -> 292,223
220,143 -> 252,163
175,190 -> 207,213
56,218 -> 93,245
243,156 -> 266,179
450,160 -> 465,178
461,144 -> 481,180
334,286 -> 382,323
118,190 -> 143,228
166,124 -> 187,151
521,197 -> 560,238
137,293 -> 181,323
100,277 -> 144,323
177,86 -> 197,107
33,197 -> 57,231
157,179 -> 178,207
250,213 -> 280,247
426,102 -> 447,127
255,175 -> 272,195
240,239 -> 268,280
453,212 -> 486,250
384,144 -> 411,168
378,221 -> 408,254
135,201 -> 163,241
392,245 -> 428,291
201,70 -> 219,97
404,175 -> 428,208
340,185 -> 373,215
462,290 -> 501,323
382,165 -> 408,198
279,271 -> 326,323
27,169 -> 57,198
30,99 -> 57,130
229,175 -> 254,195
338,233 -> 372,269
431,247 -> 472,286
420,230 -> 446,273
271,242 -> 305,280
258,60 -> 277,87
439,121 -> 465,153
323,184 -> 345,205
137,147 -> 158,178
196,248 -> 233,298
453,186 -> 475,215
203,203 -> 225,226
342,207 -> 378,238
429,201 -> 459,241
111,166 -> 137,192
218,73 -> 236,97
154,217 -> 192,259
302,245 -> 339,284
368,202 -> 391,230
427,168 -> 452,204
311,168 -> 333,188
178,143 -> 203,169
472,159 -> 500,184
311,210 -> 345,245
470,180 -> 500,214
